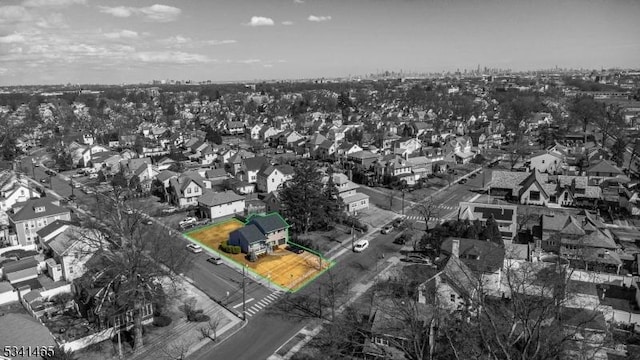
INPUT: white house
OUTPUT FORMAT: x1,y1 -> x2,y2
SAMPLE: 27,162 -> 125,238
529,151 -> 564,174
198,190 -> 245,220
37,221 -> 101,282
256,165 -> 295,194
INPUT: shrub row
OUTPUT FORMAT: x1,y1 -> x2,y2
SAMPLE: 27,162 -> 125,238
342,217 -> 368,232
219,241 -> 241,254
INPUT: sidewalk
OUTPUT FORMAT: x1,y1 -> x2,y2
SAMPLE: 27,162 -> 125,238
267,256 -> 401,360
129,278 -> 244,360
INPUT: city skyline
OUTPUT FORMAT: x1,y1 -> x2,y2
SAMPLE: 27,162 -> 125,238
1,0 -> 640,85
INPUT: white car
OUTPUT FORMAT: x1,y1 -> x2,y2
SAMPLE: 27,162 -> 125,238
179,217 -> 197,227
353,239 -> 369,252
186,244 -> 203,253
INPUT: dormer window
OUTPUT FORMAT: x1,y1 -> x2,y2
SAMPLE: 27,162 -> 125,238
34,206 -> 45,213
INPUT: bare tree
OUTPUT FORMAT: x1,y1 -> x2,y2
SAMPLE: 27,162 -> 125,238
161,338 -> 194,360
199,315 -> 222,342
414,198 -> 440,232
72,189 -> 191,353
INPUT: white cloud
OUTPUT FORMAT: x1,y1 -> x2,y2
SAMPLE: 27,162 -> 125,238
138,4 -> 181,22
308,15 -> 332,22
263,64 -> 273,68
293,0 -> 304,3
36,13 -> 68,28
0,6 -> 32,24
0,68 -> 7,75
205,39 -> 236,46
104,30 -> 139,40
238,59 -> 260,64
98,6 -> 132,18
23,0 -> 86,7
133,51 -> 211,64
247,16 -> 274,27
281,21 -> 294,26
0,33 -> 27,44
99,4 -> 181,22
160,36 -> 236,48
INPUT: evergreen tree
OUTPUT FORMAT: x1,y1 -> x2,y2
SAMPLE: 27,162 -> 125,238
129,175 -> 141,191
482,215 -> 503,245
111,169 -> 127,189
322,168 -> 345,224
279,160 -> 326,234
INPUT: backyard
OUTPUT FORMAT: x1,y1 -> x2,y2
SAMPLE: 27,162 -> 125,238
185,219 -> 333,292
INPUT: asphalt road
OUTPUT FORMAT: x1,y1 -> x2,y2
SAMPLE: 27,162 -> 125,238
192,223 -> 400,360
19,154 -> 278,325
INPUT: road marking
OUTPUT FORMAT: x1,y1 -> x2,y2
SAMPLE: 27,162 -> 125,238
232,298 -> 254,309
256,299 -> 269,307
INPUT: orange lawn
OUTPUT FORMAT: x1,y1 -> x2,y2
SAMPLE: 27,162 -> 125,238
185,219 -> 333,292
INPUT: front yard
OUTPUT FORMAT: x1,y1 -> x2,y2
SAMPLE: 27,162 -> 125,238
185,219 -> 333,292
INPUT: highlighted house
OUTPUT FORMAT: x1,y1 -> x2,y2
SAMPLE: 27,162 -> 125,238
228,213 -> 289,257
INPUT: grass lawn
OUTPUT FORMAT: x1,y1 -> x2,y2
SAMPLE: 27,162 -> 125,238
185,219 -> 333,292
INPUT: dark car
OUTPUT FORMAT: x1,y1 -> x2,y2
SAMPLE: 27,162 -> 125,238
393,236 -> 406,245
287,245 -> 304,254
459,178 -> 467,184
469,173 -> 477,179
401,254 -> 431,264
392,217 -> 406,228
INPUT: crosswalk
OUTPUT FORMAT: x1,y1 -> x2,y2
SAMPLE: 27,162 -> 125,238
231,290 -> 284,317
405,204 -> 459,222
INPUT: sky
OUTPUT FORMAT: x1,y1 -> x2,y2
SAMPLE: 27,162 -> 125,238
0,0 -> 639,85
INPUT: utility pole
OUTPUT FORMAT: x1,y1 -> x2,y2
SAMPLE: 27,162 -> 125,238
402,189 -> 405,216
242,264 -> 247,320
31,159 -> 35,179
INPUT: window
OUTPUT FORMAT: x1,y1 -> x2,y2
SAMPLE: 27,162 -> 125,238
541,159 -> 545,164
529,191 -> 540,201
272,178 -> 275,183
564,192 -> 568,201
187,188 -> 191,194
450,294 -> 456,302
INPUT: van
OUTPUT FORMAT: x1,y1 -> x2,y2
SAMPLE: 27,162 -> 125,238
89,173 -> 98,179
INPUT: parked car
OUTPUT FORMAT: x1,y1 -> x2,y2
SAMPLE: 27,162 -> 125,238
40,178 -> 47,183
392,217 -> 406,228
469,173 -> 477,179
459,178 -> 467,184
144,219 -> 153,225
353,239 -> 369,252
71,173 -> 83,178
186,244 -> 203,253
45,169 -> 56,176
381,225 -> 394,234
401,254 -> 431,264
206,255 -> 223,265
179,217 -> 197,227
287,245 -> 304,254
89,173 -> 98,179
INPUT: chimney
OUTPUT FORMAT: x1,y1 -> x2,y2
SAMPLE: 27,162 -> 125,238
451,239 -> 460,258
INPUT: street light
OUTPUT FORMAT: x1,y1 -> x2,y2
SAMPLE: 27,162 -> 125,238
242,264 -> 247,320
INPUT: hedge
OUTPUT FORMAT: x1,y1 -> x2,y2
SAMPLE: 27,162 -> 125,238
219,241 -> 241,254
153,315 -> 172,327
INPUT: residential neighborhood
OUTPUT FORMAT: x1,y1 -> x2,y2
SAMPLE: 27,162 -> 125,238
1,67 -> 640,360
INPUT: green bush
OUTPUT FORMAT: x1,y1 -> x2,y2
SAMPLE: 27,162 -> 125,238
153,315 -> 172,327
231,245 -> 241,254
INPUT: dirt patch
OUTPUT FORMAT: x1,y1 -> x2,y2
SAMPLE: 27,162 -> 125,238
185,219 -> 333,292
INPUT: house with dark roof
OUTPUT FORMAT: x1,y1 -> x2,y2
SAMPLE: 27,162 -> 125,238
8,198 -> 71,249
418,242 -> 480,312
228,224 -> 267,255
539,211 -> 621,273
2,256 -> 39,285
228,213 -> 290,256
347,150 -> 379,171
256,164 -> 295,193
167,175 -> 206,208
262,191 -> 281,213
586,159 -> 623,182
238,156 -> 270,183
440,237 -> 506,292
198,190 -> 245,220
458,202 -> 518,241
